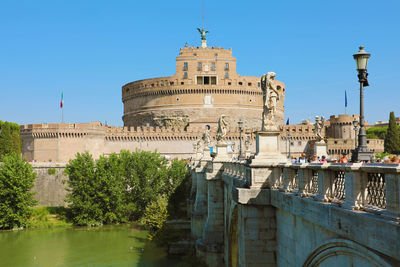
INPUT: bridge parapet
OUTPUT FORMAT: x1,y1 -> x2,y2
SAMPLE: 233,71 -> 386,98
224,161 -> 400,222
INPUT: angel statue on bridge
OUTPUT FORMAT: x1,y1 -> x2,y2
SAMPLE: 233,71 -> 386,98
261,72 -> 280,130
216,115 -> 228,143
313,116 -> 325,142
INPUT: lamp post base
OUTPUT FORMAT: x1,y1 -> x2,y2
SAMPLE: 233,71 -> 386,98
351,148 -> 374,162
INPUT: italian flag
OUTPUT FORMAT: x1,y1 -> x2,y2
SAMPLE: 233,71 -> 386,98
60,92 -> 64,108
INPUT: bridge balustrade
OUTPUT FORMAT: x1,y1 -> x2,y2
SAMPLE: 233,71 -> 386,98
219,161 -> 400,222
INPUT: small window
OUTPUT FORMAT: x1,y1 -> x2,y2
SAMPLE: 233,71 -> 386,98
211,76 -> 217,85
193,53 -> 197,56
334,141 -> 338,144
211,62 -> 216,71
198,62 -> 202,71
170,81 -> 174,85
181,82 -> 184,85
151,84 -> 154,87
183,62 -> 188,71
228,82 -> 231,85
225,63 -> 229,70
183,72 -> 188,79
258,82 -> 260,87
126,88 -> 129,92
367,140 -> 370,144
248,82 -> 252,86
204,76 -> 210,85
225,72 -> 229,78
290,142 -> 294,146
214,53 -> 218,57
176,98 -> 180,102
298,141 -> 302,145
197,76 -> 203,85
239,82 -> 243,85
249,99 -> 253,103
161,82 -> 164,86
344,140 -> 347,144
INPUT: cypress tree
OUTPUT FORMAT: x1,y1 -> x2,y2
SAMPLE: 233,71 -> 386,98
384,112 -> 400,154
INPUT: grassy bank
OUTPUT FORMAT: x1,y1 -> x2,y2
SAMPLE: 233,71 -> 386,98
27,207 -> 72,228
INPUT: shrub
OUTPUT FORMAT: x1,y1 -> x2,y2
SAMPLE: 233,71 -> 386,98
140,196 -> 168,240
0,154 -> 37,229
48,168 -> 56,175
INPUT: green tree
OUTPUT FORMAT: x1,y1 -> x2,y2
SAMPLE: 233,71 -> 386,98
384,112 -> 400,154
120,150 -> 170,220
0,121 -> 22,159
0,154 -> 37,229
65,152 -> 101,226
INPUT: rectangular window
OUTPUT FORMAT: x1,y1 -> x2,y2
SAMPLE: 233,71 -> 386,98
225,63 -> 229,70
211,62 -> 216,71
198,62 -> 202,71
204,76 -> 210,85
183,62 -> 188,71
197,76 -> 203,85
258,82 -> 260,87
183,72 -> 188,79
211,76 -> 217,85
225,72 -> 229,78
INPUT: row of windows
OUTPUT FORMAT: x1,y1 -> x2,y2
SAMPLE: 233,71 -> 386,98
184,62 -> 229,71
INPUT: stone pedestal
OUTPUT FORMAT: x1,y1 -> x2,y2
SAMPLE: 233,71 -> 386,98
314,141 -> 327,158
252,131 -> 286,164
201,40 -> 207,48
215,142 -> 229,160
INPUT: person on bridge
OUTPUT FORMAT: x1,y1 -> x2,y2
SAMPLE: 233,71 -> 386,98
339,153 -> 348,163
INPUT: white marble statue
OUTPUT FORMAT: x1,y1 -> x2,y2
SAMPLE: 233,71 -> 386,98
313,116 -> 325,142
202,125 -> 212,147
216,114 -> 228,142
261,72 -> 280,130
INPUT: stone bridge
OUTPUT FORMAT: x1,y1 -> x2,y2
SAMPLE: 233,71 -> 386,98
189,144 -> 400,266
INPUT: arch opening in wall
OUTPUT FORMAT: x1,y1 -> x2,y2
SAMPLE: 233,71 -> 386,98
302,238 -> 392,267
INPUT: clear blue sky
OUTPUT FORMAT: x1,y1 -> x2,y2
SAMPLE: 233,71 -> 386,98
1,0 -> 399,126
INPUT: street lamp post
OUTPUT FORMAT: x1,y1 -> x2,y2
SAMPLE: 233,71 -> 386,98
238,119 -> 244,159
352,118 -> 359,150
287,132 -> 291,159
351,46 -> 374,162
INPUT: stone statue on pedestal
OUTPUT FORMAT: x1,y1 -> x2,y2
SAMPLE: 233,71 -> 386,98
197,27 -> 209,41
202,125 -> 212,147
313,116 -> 325,142
261,72 -> 280,131
216,115 -> 228,143
244,135 -> 251,151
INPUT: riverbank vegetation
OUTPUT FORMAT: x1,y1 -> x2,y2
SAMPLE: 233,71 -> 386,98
65,150 -> 190,236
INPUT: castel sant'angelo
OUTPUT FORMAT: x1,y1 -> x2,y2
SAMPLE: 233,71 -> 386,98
20,30 -> 383,162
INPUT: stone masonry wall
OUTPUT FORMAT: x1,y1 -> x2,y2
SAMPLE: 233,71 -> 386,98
31,163 -> 68,207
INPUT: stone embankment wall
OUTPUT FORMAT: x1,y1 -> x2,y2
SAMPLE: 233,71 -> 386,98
31,163 -> 68,207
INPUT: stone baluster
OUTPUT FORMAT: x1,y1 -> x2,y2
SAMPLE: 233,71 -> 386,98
297,163 -> 312,197
282,165 -> 296,192
314,165 -> 333,202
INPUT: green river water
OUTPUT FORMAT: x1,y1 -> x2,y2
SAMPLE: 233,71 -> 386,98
0,224 -> 184,267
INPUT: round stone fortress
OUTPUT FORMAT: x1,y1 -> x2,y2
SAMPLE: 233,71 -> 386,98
122,41 -> 286,130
